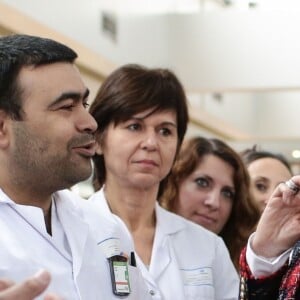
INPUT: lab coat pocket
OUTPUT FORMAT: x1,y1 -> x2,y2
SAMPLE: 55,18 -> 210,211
184,285 -> 215,300
181,267 -> 214,300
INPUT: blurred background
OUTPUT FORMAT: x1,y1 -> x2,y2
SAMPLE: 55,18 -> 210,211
1,0 -> 300,196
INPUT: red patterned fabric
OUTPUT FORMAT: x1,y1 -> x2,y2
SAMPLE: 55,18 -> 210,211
279,241 -> 300,299
239,243 -> 300,300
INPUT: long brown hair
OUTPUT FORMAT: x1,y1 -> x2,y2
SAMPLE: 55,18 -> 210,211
159,136 -> 260,269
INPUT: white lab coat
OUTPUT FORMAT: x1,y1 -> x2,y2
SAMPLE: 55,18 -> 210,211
0,188 -> 150,300
89,189 -> 239,300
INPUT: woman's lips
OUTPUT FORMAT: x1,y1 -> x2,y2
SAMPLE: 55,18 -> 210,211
137,159 -> 158,166
194,213 -> 216,224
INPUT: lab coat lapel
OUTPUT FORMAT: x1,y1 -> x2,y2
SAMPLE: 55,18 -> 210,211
150,204 -> 185,280
89,189 -> 136,255
149,228 -> 171,280
55,192 -> 89,278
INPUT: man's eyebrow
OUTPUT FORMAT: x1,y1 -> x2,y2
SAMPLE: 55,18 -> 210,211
50,88 -> 90,106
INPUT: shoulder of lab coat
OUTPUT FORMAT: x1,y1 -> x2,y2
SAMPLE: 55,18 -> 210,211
0,189 -> 131,299
57,189 -> 120,235
154,203 -> 240,300
155,202 -> 223,242
87,188 -> 134,242
57,189 -> 133,255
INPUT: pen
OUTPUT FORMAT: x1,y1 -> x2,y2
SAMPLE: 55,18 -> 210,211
130,251 -> 137,267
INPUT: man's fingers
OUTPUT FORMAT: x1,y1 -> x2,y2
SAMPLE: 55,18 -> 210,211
0,270 -> 51,300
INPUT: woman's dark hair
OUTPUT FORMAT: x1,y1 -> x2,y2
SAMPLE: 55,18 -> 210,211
241,145 -> 292,175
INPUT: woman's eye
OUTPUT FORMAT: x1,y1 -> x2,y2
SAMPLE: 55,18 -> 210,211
255,183 -> 267,193
222,189 -> 235,200
127,123 -> 141,131
195,177 -> 209,188
160,128 -> 172,136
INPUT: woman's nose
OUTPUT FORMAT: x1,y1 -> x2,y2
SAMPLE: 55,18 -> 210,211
203,192 -> 220,209
141,130 -> 158,151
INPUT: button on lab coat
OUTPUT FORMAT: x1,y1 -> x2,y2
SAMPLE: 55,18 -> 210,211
0,189 -> 151,300
89,189 -> 239,300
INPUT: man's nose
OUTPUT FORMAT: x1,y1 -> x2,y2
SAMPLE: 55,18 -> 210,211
77,109 -> 98,133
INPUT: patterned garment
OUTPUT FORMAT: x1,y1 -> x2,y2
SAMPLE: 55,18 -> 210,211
239,241 -> 300,300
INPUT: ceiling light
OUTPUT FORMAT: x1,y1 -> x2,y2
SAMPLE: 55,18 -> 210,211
292,150 -> 300,159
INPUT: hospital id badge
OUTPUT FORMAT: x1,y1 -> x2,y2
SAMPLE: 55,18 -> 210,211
108,255 -> 131,296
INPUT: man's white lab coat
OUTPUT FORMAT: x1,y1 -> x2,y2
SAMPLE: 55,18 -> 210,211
0,188 -> 150,300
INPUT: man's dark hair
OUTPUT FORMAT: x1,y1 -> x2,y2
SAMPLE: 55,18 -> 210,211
0,34 -> 77,120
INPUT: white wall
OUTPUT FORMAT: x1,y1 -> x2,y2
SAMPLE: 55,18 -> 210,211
5,1 -> 300,90
166,11 -> 300,91
255,92 -> 300,137
2,0 -> 300,159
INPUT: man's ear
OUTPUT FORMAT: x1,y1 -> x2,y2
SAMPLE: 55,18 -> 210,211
0,110 -> 11,149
